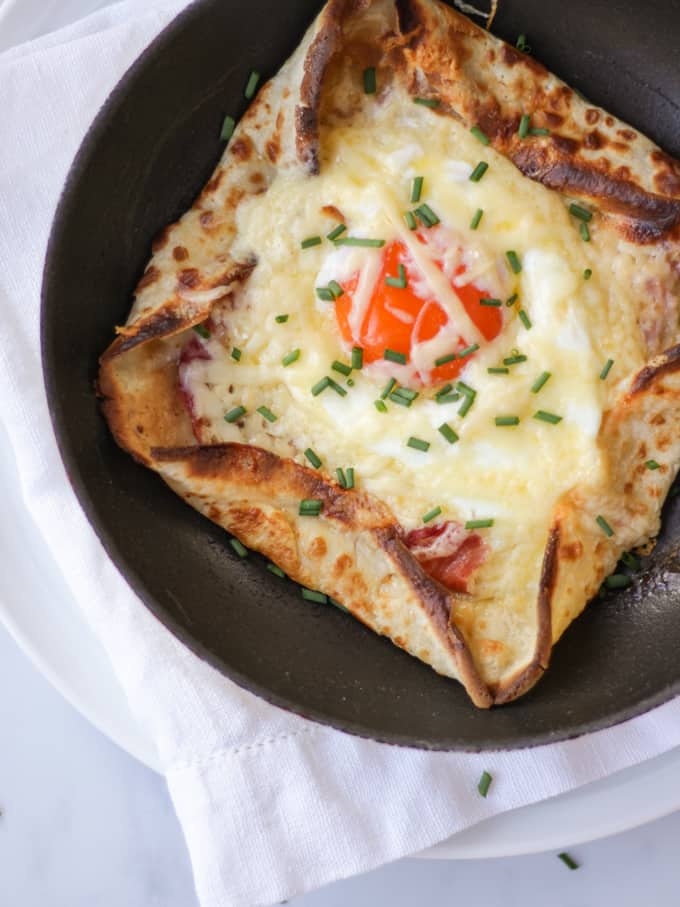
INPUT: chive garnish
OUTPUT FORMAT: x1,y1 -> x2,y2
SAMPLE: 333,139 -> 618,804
478,771 -> 493,798
435,383 -> 454,398
380,377 -> 397,399
336,468 -> 347,488
422,506 -> 442,523
363,66 -> 376,94
407,436 -> 430,452
465,518 -> 494,529
282,349 -> 300,367
503,353 -> 527,366
345,467 -> 355,489
531,371 -> 551,394
518,309 -> 532,329
302,588 -> 327,603
311,376 -> 330,396
437,393 -> 461,404
506,293 -> 518,307
389,391 -> 413,407
621,551 -> 641,570
411,176 -> 424,203
346,378 -> 355,387
438,423 -> 459,444
316,285 -> 336,301
332,360 -> 352,376
506,250 -> 522,273
558,853 -> 579,871
487,366 -> 509,374
605,573 -> 631,589
470,208 -> 484,230
374,399 -> 388,412
516,33 -> 530,52
229,537 -> 248,558
583,268 -> 592,280
518,113 -> 530,139
267,562 -> 285,578
304,448 -> 322,468
193,324 -> 210,339
579,221 -> 590,241
385,263 -> 408,288
334,236 -> 386,248
256,405 -> 277,423
384,348 -> 407,365
596,515 -> 615,537
470,126 -> 490,145
456,380 -> 475,396
529,127 -> 550,136
599,358 -> 614,380
414,97 -> 440,108
569,203 -> 593,222
435,352 -> 457,367
469,161 -> 489,182
459,343 -> 479,358
224,405 -> 246,423
244,70 -> 260,100
231,347 -> 242,361
299,499 -> 323,516
327,377 -> 347,396
328,280 -> 344,298
326,223 -> 347,241
646,459 -> 661,470
301,235 -> 322,249
495,415 -> 520,426
352,347 -> 363,370
415,203 -> 440,227
458,392 -> 476,418
533,410 -> 562,424
220,114 -> 236,141
480,297 -> 502,307
392,386 -> 419,401
274,314 -> 289,323
404,210 -> 417,230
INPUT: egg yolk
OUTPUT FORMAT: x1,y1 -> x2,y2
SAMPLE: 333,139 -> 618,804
335,238 -> 502,385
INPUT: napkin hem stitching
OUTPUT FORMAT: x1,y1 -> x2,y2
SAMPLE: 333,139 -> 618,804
167,724 -> 319,772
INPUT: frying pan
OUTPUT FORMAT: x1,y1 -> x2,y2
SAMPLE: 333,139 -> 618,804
42,0 -> 680,750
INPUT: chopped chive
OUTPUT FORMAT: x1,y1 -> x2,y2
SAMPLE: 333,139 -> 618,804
465,518 -> 494,529
583,268 -> 592,280
334,236 -> 386,247
302,587 -> 327,603
404,210 -> 418,230
438,423 -> 459,444
229,537 -> 248,557
193,323 -> 210,339
363,66 -> 376,94
596,515 -> 615,537
646,459 -> 661,470
506,250 -> 522,273
459,343 -> 479,358
503,353 -> 527,366
267,562 -> 285,578
352,347 -> 363,370
531,371 -> 551,394
301,235 -> 322,249
328,280 -> 344,298
469,161 -> 489,182
518,309 -> 532,329
506,293 -> 518,307
327,377 -> 348,396
231,347 -> 242,361
304,448 -> 322,468
332,360 -> 352,376
374,399 -> 388,412
389,391 -> 412,407
384,348 -> 407,365
456,380 -> 475,396
579,221 -> 590,241
346,377 -> 355,387
599,358 -> 614,380
478,771 -> 493,798
518,113 -> 530,139
411,175 -> 424,203
274,314 -> 289,323
480,297 -> 502,307
299,498 -> 323,516
437,393 -> 461,404
470,208 -> 484,230
326,223 -> 347,241
329,596 -> 349,613
470,125 -> 490,145
385,263 -> 408,288
516,33 -> 530,52
256,405 -> 277,423
282,348 -> 301,367
316,286 -> 335,302
458,392 -> 476,418
487,366 -> 510,374
533,410 -> 562,424
407,436 -> 430,452
244,70 -> 260,100
220,114 -> 236,141
224,405 -> 246,423
605,573 -> 631,589
345,467 -> 355,489
336,467 -> 347,488
311,376 -> 330,396
414,96 -> 440,108
558,853 -> 579,871
569,203 -> 593,222
422,506 -> 442,523
415,203 -> 440,227
621,551 -> 641,570
495,415 -> 520,426
392,386 -> 419,401
380,377 -> 397,399
435,352 -> 457,367
435,383 -> 454,398
529,127 -> 550,136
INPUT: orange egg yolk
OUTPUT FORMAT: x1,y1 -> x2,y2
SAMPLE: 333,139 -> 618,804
334,237 -> 502,385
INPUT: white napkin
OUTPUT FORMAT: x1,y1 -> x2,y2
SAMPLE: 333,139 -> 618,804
2,3 -> 680,905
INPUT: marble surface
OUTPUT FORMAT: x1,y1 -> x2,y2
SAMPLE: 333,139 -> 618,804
3,617 -> 680,907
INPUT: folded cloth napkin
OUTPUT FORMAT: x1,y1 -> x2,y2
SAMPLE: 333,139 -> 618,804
2,2 -> 680,905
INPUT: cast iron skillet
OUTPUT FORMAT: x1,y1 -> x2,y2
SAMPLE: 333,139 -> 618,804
42,0 -> 680,750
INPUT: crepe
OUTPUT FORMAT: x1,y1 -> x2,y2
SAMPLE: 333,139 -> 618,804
99,0 -> 680,707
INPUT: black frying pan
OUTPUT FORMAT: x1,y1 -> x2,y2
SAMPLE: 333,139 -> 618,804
41,0 -> 680,750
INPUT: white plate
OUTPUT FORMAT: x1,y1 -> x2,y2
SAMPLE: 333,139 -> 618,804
2,416 -> 680,858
